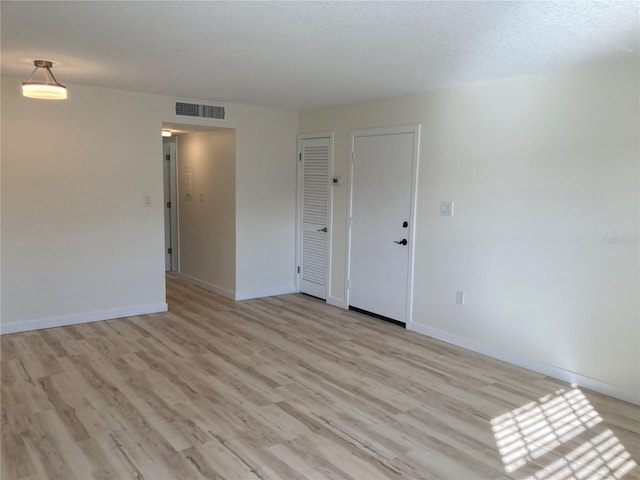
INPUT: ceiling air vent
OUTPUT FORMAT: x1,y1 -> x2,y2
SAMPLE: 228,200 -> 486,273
174,100 -> 226,120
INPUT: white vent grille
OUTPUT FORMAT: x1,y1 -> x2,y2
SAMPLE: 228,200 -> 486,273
174,100 -> 226,120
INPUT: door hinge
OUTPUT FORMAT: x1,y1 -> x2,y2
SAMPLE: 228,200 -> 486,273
168,248 -> 172,254
347,279 -> 351,290
166,201 -> 171,208
299,153 -> 302,162
165,154 -> 170,161
351,152 -> 355,162
297,266 -> 300,273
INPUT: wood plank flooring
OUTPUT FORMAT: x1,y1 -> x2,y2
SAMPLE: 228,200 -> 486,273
2,274 -> 638,479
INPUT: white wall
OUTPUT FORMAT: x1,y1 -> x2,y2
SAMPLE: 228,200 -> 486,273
177,129 -> 236,296
232,104 -> 299,298
298,62 -> 639,403
1,78 -> 168,330
1,77 -> 298,330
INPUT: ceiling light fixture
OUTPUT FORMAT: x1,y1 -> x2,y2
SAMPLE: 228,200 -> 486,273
162,130 -> 172,137
22,60 -> 67,100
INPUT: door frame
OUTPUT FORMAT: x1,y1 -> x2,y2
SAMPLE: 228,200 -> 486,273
346,125 -> 421,324
296,132 -> 335,300
163,139 -> 179,272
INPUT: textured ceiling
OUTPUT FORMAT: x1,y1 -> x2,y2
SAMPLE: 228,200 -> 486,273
1,1 -> 638,110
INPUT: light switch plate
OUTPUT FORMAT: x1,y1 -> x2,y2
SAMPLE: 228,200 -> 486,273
441,201 -> 454,216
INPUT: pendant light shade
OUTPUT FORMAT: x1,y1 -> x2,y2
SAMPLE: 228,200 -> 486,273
22,60 -> 67,100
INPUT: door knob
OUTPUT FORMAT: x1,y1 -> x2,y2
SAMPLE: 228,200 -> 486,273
394,239 -> 408,246
317,227 -> 328,232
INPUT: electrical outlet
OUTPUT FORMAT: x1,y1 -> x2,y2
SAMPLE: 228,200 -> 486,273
143,195 -> 151,207
456,290 -> 465,305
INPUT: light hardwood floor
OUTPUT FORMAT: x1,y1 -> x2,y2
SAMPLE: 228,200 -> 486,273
2,275 -> 638,480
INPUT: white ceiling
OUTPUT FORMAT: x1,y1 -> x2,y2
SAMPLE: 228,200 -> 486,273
1,1 -> 638,110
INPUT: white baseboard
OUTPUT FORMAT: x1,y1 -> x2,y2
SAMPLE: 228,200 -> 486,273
174,273 -> 296,301
326,296 -> 348,309
235,285 -> 296,301
408,322 -> 640,406
175,273 -> 236,299
0,303 -> 168,335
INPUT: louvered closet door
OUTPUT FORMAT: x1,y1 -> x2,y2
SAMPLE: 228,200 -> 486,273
300,137 -> 331,299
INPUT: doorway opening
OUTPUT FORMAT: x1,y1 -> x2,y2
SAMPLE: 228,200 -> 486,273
161,122 -> 237,298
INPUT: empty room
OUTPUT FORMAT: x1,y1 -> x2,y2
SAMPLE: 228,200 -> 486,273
1,1 -> 638,479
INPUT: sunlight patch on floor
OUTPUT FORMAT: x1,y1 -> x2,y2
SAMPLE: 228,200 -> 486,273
491,388 -> 637,479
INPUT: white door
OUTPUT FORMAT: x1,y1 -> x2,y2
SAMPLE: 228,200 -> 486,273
298,135 -> 332,299
348,127 -> 419,324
